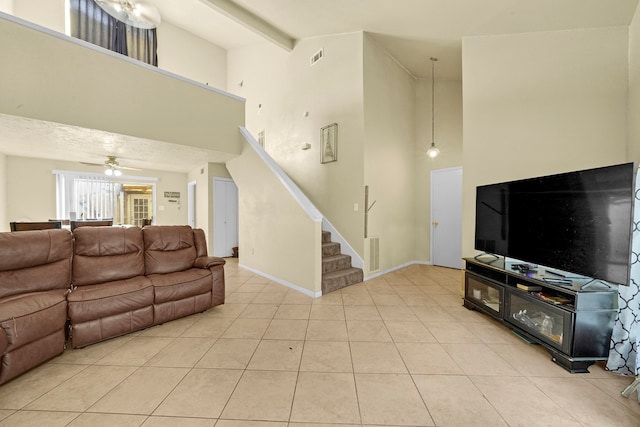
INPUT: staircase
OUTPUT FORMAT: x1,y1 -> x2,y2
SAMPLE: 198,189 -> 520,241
322,231 -> 363,294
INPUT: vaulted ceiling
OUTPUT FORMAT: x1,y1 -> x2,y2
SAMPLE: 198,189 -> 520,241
153,0 -> 639,80
1,0 -> 638,173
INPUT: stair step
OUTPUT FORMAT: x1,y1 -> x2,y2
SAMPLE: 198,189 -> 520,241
322,254 -> 352,274
322,242 -> 341,257
322,231 -> 332,243
322,267 -> 364,294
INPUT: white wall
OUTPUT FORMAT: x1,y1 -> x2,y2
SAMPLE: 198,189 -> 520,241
0,0 -> 13,14
462,27 -> 630,257
227,31 -> 466,274
228,32 -> 366,255
362,34 -> 416,271
227,141 -> 323,294
0,153 -> 6,230
157,21 -> 227,89
12,0 -> 64,33
629,4 -> 640,162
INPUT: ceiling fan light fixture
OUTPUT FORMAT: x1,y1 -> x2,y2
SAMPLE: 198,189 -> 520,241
105,166 -> 122,176
95,0 -> 161,29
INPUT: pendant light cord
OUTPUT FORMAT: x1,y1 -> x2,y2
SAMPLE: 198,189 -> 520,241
431,57 -> 437,145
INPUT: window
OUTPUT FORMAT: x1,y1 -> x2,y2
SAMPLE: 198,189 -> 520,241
55,170 -> 156,225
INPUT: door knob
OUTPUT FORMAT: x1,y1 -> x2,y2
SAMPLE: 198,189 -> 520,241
433,221 -> 439,226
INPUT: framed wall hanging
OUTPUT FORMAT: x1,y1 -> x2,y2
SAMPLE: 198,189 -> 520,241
321,123 -> 338,164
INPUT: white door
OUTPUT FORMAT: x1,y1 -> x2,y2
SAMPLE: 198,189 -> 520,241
213,178 -> 239,257
187,181 -> 196,228
431,167 -> 463,269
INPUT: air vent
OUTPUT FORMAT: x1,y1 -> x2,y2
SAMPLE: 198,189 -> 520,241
369,237 -> 380,273
310,48 -> 324,66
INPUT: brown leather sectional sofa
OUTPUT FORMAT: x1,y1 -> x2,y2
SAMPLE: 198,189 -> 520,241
0,225 -> 225,385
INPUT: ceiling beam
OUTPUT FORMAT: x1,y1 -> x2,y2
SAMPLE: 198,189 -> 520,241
199,0 -> 294,51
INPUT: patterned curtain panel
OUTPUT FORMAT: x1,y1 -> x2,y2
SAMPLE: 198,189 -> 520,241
70,0 -> 158,66
607,171 -> 640,399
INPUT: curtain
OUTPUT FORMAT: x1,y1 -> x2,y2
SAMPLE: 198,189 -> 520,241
70,0 -> 157,66
607,171 -> 640,401
74,176 -> 116,220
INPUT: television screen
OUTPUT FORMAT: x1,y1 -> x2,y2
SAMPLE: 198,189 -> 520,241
475,163 -> 636,286
475,183 -> 509,256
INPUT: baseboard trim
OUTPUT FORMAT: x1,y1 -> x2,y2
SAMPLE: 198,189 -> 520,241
237,263 -> 322,298
365,260 -> 433,281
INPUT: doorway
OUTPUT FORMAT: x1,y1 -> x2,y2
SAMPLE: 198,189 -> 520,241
213,178 -> 238,257
430,167 -> 463,269
115,183 -> 154,226
187,180 -> 196,228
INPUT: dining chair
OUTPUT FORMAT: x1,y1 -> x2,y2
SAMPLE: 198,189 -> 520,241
10,221 -> 62,231
70,220 -> 113,231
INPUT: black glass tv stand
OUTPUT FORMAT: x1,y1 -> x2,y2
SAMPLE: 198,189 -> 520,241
463,257 -> 619,373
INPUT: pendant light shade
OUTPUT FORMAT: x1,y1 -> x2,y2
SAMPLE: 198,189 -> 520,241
426,57 -> 440,158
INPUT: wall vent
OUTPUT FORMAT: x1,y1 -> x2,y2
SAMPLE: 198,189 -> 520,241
310,48 -> 324,66
369,237 -> 380,273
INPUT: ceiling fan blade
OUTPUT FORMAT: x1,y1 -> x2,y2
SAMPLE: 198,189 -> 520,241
80,161 -> 106,167
118,165 -> 142,171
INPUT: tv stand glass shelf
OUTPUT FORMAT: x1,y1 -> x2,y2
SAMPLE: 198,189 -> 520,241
464,256 -> 619,373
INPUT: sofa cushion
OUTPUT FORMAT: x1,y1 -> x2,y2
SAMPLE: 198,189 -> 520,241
0,229 -> 72,299
147,269 -> 212,304
193,228 -> 208,258
0,289 -> 68,352
0,329 -> 66,385
67,276 -> 153,323
73,226 -> 145,286
143,226 -> 197,274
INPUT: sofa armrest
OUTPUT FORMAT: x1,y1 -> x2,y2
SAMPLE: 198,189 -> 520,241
194,256 -> 226,269
0,327 -> 8,356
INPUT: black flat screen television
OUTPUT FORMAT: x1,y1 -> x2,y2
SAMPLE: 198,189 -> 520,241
475,163 -> 637,286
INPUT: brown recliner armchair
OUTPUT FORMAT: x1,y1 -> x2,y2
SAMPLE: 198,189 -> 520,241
0,229 -> 72,385
143,225 -> 225,325
68,226 -> 154,348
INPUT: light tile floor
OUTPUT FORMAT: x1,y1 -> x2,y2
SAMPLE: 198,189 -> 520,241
1,259 -> 639,426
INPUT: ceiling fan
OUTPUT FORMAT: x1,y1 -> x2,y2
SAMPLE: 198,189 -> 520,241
94,1 -> 162,29
81,156 -> 141,176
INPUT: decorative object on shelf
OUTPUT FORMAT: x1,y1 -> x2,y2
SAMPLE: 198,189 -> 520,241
516,283 -> 542,292
426,57 -> 440,159
321,123 -> 338,164
95,0 -> 161,29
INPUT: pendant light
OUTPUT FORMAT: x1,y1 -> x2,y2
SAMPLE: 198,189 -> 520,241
426,57 -> 440,158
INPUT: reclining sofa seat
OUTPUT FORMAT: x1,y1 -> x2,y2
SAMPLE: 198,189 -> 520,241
68,226 -> 154,348
0,229 -> 72,385
143,225 -> 225,325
